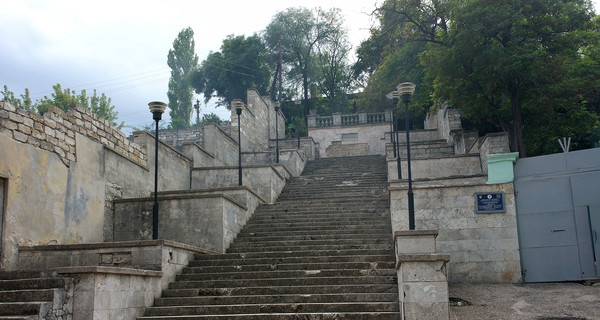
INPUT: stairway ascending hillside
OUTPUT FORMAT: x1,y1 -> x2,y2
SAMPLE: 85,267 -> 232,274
139,155 -> 400,319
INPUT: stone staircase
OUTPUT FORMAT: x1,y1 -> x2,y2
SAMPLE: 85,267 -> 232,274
0,270 -> 73,319
139,155 -> 400,319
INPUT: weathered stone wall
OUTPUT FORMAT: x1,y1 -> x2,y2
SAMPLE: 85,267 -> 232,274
478,133 -> 511,174
274,137 -> 318,161
114,195 -> 248,253
191,165 -> 290,204
0,102 -> 193,268
309,122 -> 389,158
387,155 -> 483,181
156,122 -> 231,150
230,90 -> 284,153
390,177 -> 520,283
0,131 -> 106,269
132,132 -> 192,192
200,123 -> 239,167
0,102 -> 146,167
157,126 -> 204,149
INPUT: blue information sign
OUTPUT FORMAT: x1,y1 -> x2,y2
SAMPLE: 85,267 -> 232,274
475,192 -> 505,213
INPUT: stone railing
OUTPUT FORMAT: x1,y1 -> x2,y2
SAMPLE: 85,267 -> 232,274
308,110 -> 391,128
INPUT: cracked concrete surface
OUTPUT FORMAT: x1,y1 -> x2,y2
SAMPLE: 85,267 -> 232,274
449,283 -> 600,320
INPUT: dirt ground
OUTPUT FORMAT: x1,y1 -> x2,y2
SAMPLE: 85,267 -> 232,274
449,282 -> 600,320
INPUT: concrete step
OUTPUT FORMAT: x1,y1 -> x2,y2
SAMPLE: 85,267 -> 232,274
0,278 -> 67,291
229,238 -> 392,248
193,250 -> 395,261
234,233 -> 390,242
0,289 -> 54,303
182,261 -> 395,274
143,302 -> 398,317
235,229 -> 392,239
138,311 -> 401,319
161,284 -> 398,298
227,244 -> 391,253
0,302 -> 46,316
189,254 -> 395,267
154,293 -> 397,306
168,275 -> 396,289
176,268 -> 396,281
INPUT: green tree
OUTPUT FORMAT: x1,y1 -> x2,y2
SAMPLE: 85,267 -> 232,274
192,34 -> 271,108
167,27 -> 199,128
199,113 -> 223,126
315,24 -> 355,113
421,0 -> 598,157
264,7 -> 345,116
366,0 -> 600,156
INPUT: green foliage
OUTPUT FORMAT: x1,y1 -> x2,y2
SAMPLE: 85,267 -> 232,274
2,84 -> 122,128
362,0 -> 600,156
2,85 -> 35,111
167,27 -> 199,128
264,7 -> 349,116
192,34 -> 271,108
198,112 -> 223,126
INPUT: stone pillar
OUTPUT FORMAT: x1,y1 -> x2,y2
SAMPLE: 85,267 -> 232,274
307,114 -> 316,128
386,109 -> 393,122
394,230 -> 450,320
358,112 -> 368,124
333,113 -> 342,126
397,254 -> 450,320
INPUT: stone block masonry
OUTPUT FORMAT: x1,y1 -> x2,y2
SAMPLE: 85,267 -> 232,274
0,101 -> 147,167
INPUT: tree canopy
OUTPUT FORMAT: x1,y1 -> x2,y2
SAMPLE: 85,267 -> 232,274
167,27 -> 199,128
359,0 -> 600,156
192,34 -> 271,108
263,7 -> 351,116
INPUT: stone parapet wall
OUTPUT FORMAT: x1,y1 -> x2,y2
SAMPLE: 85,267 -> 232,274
158,126 -> 204,149
0,101 -> 146,167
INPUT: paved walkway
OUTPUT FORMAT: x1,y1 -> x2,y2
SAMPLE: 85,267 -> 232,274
449,283 -> 600,320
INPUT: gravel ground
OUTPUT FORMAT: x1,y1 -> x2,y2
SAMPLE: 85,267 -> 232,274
449,282 -> 600,320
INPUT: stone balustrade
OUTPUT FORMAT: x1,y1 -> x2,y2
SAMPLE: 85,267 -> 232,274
308,111 -> 391,128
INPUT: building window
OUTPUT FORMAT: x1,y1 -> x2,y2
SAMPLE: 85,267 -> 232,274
342,133 -> 358,142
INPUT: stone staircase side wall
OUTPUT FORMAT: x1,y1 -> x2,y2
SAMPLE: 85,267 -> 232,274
390,178 -> 521,283
114,195 -> 249,253
191,165 -> 290,204
387,155 -> 483,181
67,268 -> 160,320
230,90 -> 284,153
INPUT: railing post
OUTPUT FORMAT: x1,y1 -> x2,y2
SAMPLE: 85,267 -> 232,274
333,113 -> 342,126
358,112 -> 367,124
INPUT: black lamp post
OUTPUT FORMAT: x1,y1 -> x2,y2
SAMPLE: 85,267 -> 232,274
148,101 -> 167,240
194,99 -> 200,126
295,100 -> 301,148
386,91 -> 401,180
397,82 -> 416,230
274,102 -> 280,163
233,99 -> 244,186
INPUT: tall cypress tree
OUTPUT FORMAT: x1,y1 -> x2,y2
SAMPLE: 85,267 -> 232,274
167,27 -> 199,128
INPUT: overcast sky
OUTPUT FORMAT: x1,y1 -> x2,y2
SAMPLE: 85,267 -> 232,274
0,0 -> 379,133
1,1 -> 598,134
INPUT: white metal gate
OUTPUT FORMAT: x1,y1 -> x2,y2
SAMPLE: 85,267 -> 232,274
514,148 -> 600,282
